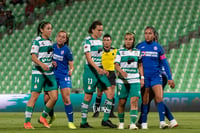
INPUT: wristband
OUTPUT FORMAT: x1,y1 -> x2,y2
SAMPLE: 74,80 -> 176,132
141,76 -> 144,79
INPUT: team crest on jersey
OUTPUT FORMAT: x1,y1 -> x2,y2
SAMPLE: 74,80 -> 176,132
84,45 -> 87,48
154,46 -> 158,50
61,50 -> 64,55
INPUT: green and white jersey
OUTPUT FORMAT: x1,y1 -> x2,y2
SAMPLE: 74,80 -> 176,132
30,36 -> 54,75
115,48 -> 141,84
83,36 -> 103,67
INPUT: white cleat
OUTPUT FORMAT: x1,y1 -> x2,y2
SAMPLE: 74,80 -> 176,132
160,121 -> 168,129
118,123 -> 124,129
169,119 -> 178,128
141,123 -> 148,129
129,124 -> 138,130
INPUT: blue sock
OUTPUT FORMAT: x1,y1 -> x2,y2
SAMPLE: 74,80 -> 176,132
138,104 -> 143,124
65,104 -> 73,122
157,102 -> 165,121
141,104 -> 148,123
164,104 -> 174,121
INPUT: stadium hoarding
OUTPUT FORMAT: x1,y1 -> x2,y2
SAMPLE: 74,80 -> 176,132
0,93 -> 200,112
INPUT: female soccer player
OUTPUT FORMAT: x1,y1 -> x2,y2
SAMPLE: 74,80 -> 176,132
115,32 -> 144,130
136,26 -> 175,129
80,20 -> 117,128
52,31 -> 76,129
24,21 -> 58,129
137,30 -> 178,129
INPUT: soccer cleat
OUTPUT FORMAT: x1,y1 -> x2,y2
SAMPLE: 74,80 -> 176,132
68,122 -> 77,129
101,120 -> 117,128
129,124 -> 138,130
24,122 -> 34,129
92,111 -> 100,118
141,123 -> 148,129
136,122 -> 142,129
169,119 -> 178,128
38,116 -> 50,128
80,123 -> 93,128
48,115 -> 56,125
118,123 -> 124,129
160,121 -> 168,129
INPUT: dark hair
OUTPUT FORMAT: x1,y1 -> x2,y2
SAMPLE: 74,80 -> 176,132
88,20 -> 102,34
154,31 -> 159,42
37,21 -> 51,35
58,30 -> 70,46
103,34 -> 112,39
144,26 -> 156,35
124,32 -> 135,48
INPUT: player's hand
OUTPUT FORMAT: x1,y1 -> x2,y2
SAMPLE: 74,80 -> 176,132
168,80 -> 175,88
68,69 -> 73,76
104,70 -> 109,76
120,70 -> 128,78
96,68 -> 105,75
41,63 -> 49,71
52,61 -> 57,68
140,79 -> 144,88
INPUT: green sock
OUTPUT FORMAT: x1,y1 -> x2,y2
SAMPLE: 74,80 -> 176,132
118,113 -> 125,123
81,100 -> 90,124
42,106 -> 52,118
130,110 -> 138,124
103,98 -> 113,121
25,106 -> 33,123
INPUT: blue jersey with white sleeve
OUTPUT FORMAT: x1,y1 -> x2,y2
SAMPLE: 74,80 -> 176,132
136,41 -> 172,80
53,44 -> 73,77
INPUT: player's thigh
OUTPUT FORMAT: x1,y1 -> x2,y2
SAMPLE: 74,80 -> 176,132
150,74 -> 162,87
83,67 -> 97,93
129,83 -> 141,98
58,75 -> 72,89
31,74 -> 45,93
44,75 -> 58,92
116,83 -> 129,99
107,71 -> 116,86
97,74 -> 111,92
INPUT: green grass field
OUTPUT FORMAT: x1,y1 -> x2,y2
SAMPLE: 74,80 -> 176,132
0,112 -> 199,133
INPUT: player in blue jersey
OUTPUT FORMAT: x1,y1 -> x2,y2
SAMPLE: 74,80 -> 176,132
136,26 -> 176,129
136,30 -> 178,129
44,31 -> 76,129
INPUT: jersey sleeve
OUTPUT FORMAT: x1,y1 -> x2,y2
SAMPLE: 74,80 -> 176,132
66,46 -> 73,61
114,50 -> 121,64
30,40 -> 39,55
159,45 -> 172,80
83,39 -> 91,53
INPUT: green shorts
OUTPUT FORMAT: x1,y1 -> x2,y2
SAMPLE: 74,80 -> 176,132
83,65 -> 111,93
117,83 -> 141,99
31,74 -> 58,93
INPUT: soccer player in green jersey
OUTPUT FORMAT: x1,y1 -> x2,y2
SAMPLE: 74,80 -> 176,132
115,32 -> 144,130
80,20 -> 117,128
24,21 -> 58,129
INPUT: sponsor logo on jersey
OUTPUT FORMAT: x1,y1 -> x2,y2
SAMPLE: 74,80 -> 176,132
141,51 -> 158,57
61,50 -> 64,55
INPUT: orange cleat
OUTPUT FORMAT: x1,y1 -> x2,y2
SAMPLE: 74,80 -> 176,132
38,116 -> 50,128
24,122 -> 34,129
